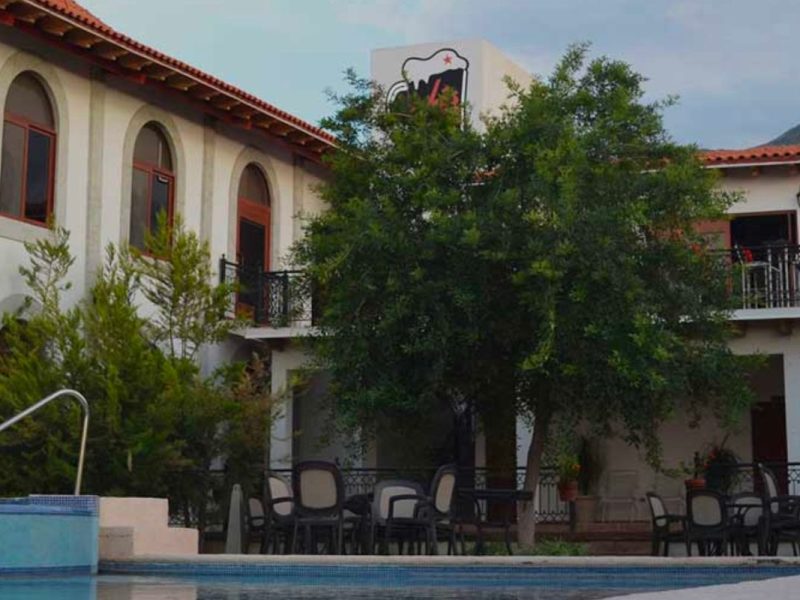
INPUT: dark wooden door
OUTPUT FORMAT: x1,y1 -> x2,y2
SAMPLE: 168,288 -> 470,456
751,397 -> 788,493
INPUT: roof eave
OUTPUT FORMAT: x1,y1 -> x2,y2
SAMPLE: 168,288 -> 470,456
4,0 -> 335,162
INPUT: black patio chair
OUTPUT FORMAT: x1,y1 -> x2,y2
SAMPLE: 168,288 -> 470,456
426,464 -> 459,555
645,492 -> 686,556
291,460 -> 346,554
685,489 -> 729,556
259,472 -> 296,554
757,463 -> 800,555
369,479 -> 433,554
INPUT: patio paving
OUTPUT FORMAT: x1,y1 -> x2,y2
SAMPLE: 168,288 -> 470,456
606,574 -> 800,599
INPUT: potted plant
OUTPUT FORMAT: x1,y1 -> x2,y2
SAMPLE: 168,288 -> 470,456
683,451 -> 706,491
574,436 -> 603,530
557,453 -> 580,502
702,438 -> 740,494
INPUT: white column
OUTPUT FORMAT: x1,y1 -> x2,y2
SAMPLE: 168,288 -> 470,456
783,351 -> 800,462
516,414 -> 533,470
269,348 -> 303,469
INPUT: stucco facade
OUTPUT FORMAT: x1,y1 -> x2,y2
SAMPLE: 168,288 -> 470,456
3,8 -> 798,517
0,11 -> 329,468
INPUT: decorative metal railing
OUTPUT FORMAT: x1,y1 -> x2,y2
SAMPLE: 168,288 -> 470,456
180,465 -> 569,533
725,244 -> 800,309
269,466 -> 569,524
219,257 -> 315,327
711,461 -> 800,496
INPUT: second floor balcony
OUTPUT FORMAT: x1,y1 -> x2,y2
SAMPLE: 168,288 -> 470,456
219,257 -> 317,337
726,244 -> 800,319
219,244 -> 800,336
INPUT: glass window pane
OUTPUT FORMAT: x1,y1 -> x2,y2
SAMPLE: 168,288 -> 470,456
239,219 -> 266,269
238,164 -> 269,205
0,121 -> 24,217
5,73 -> 54,129
130,168 -> 149,249
149,174 -> 171,237
238,219 -> 266,308
24,130 -> 51,223
133,124 -> 172,171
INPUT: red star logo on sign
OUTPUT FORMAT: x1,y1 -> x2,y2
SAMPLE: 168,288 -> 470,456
443,54 -> 453,65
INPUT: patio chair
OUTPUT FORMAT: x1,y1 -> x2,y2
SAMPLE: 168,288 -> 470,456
645,492 -> 686,556
599,470 -> 638,521
426,464 -> 459,555
757,464 -> 800,555
369,479 -> 432,555
685,489 -> 729,556
259,472 -> 296,554
291,460 -> 345,554
728,492 -> 763,556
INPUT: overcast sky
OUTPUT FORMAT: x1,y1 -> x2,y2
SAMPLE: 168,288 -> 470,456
80,0 -> 799,149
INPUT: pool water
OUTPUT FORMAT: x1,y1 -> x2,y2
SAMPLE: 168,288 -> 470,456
0,575 -> 644,599
0,567 -> 798,600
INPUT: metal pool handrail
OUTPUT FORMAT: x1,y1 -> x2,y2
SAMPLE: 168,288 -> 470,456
0,389 -> 89,495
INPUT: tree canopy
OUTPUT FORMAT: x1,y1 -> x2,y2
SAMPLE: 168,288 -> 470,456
295,46 -> 756,543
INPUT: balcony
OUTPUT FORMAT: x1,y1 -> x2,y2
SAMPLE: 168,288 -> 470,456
219,245 -> 800,333
726,244 -> 800,320
219,257 -> 316,337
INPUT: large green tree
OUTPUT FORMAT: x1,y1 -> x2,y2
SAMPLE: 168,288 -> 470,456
295,47 -> 755,544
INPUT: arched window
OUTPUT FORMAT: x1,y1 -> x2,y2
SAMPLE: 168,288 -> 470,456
130,123 -> 174,249
236,164 -> 271,311
0,73 -> 56,224
237,163 -> 271,269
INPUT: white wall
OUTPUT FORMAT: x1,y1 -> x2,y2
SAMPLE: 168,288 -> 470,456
0,36 -> 324,322
371,38 -> 532,130
0,35 -> 330,471
717,167 -> 800,241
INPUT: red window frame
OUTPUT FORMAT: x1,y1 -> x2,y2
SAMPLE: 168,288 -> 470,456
131,159 -> 175,248
1,110 -> 56,227
235,177 -> 271,321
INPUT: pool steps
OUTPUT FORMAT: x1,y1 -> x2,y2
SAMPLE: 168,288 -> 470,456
99,497 -> 198,559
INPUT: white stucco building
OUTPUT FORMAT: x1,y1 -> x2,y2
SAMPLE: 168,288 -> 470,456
0,0 -> 333,467
1,1 -> 798,523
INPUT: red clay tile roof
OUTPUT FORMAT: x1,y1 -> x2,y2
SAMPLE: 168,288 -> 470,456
701,145 -> 800,167
45,0 -> 104,28
7,0 -> 335,157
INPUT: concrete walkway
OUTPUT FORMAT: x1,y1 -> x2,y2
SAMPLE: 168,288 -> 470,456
608,574 -> 800,599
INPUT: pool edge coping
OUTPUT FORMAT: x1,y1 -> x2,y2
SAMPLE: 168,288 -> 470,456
101,554 -> 800,568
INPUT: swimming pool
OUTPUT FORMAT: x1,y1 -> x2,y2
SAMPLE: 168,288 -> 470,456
1,560 -> 799,600
0,495 -> 98,575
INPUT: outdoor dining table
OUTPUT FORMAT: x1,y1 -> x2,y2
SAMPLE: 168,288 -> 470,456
458,488 -> 533,555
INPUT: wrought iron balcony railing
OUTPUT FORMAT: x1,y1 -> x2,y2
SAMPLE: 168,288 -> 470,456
726,244 -> 800,310
219,257 -> 316,328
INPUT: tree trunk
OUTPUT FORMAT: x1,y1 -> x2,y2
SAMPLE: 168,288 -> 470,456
518,412 -> 549,546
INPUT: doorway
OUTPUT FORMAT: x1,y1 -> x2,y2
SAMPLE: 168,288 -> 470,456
236,164 -> 271,321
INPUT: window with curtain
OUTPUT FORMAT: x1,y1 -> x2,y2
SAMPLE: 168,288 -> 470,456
130,123 -> 174,249
0,72 -> 56,225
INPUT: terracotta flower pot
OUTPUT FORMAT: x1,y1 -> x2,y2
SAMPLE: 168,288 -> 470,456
558,479 -> 579,502
684,478 -> 706,491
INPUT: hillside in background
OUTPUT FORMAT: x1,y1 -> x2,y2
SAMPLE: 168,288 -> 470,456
766,124 -> 800,146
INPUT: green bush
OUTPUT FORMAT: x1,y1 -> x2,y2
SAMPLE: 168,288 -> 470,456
475,539 -> 588,556
0,220 -> 279,532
